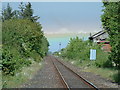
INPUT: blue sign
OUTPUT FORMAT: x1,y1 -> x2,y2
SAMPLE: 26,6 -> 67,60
90,49 -> 96,60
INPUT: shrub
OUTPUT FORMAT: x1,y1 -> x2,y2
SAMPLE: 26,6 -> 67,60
60,37 -> 111,68
2,19 -> 49,75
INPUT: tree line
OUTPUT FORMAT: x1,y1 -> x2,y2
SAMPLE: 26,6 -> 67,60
2,2 -> 39,22
101,1 -> 120,68
1,2 -> 49,75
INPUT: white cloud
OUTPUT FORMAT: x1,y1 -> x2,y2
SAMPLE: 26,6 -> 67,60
44,27 -> 74,34
44,28 -> 102,34
57,28 -> 72,33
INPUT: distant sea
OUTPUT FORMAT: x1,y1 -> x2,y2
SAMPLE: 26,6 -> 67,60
45,33 -> 90,52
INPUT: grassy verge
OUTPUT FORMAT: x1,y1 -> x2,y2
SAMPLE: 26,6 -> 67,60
2,60 -> 44,88
62,58 -> 118,83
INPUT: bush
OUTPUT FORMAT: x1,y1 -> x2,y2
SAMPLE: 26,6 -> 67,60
2,47 -> 31,75
94,47 -> 111,68
2,19 -> 49,75
60,37 -> 90,60
60,37 -> 111,68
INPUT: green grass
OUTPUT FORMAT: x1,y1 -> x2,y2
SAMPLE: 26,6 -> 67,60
2,60 -> 43,88
82,65 -> 118,82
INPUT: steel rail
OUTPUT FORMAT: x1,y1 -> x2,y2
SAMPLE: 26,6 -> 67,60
50,56 -> 70,90
54,56 -> 99,90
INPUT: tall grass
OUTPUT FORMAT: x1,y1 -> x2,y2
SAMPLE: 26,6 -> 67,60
2,59 -> 43,88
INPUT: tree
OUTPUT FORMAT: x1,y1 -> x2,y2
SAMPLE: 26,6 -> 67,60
22,2 -> 33,20
101,1 -> 120,68
2,3 -> 14,21
19,2 -> 40,22
2,19 -> 49,75
18,2 -> 25,19
2,2 -> 49,76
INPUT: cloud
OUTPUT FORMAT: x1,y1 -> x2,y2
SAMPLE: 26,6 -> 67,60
44,27 -> 102,34
44,27 -> 74,34
58,28 -> 72,33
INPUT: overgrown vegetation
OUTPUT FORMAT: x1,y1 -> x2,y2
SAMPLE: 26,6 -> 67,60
101,1 -> 119,84
101,1 -> 120,69
2,19 -> 48,75
2,2 -> 49,87
59,37 -> 110,68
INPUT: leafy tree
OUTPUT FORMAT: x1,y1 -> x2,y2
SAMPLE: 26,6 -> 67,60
2,19 -> 49,75
101,1 -> 120,68
40,36 -> 49,56
2,2 -> 49,76
60,37 -> 89,60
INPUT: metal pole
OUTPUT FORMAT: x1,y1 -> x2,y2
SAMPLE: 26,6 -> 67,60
59,42 -> 61,51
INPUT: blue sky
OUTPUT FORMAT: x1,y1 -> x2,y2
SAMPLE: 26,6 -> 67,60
2,2 -> 103,33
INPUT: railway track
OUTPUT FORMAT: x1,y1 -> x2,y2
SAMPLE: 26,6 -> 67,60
50,56 -> 99,90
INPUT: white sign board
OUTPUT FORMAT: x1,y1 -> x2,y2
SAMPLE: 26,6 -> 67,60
90,49 -> 96,60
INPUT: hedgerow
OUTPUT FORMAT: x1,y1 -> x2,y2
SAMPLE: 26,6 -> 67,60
2,19 -> 49,75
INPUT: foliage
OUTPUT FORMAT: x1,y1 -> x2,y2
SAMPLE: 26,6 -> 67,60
2,3 -> 49,76
2,2 -> 40,22
60,37 -> 111,68
18,2 -> 25,19
40,36 -> 49,57
101,2 -> 120,68
2,3 -> 15,21
60,36 -> 119,83
2,19 -> 49,75
18,2 -> 40,22
2,46 -> 31,75
61,37 -> 90,60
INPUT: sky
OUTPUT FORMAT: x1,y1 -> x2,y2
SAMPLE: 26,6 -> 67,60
2,2 -> 103,34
